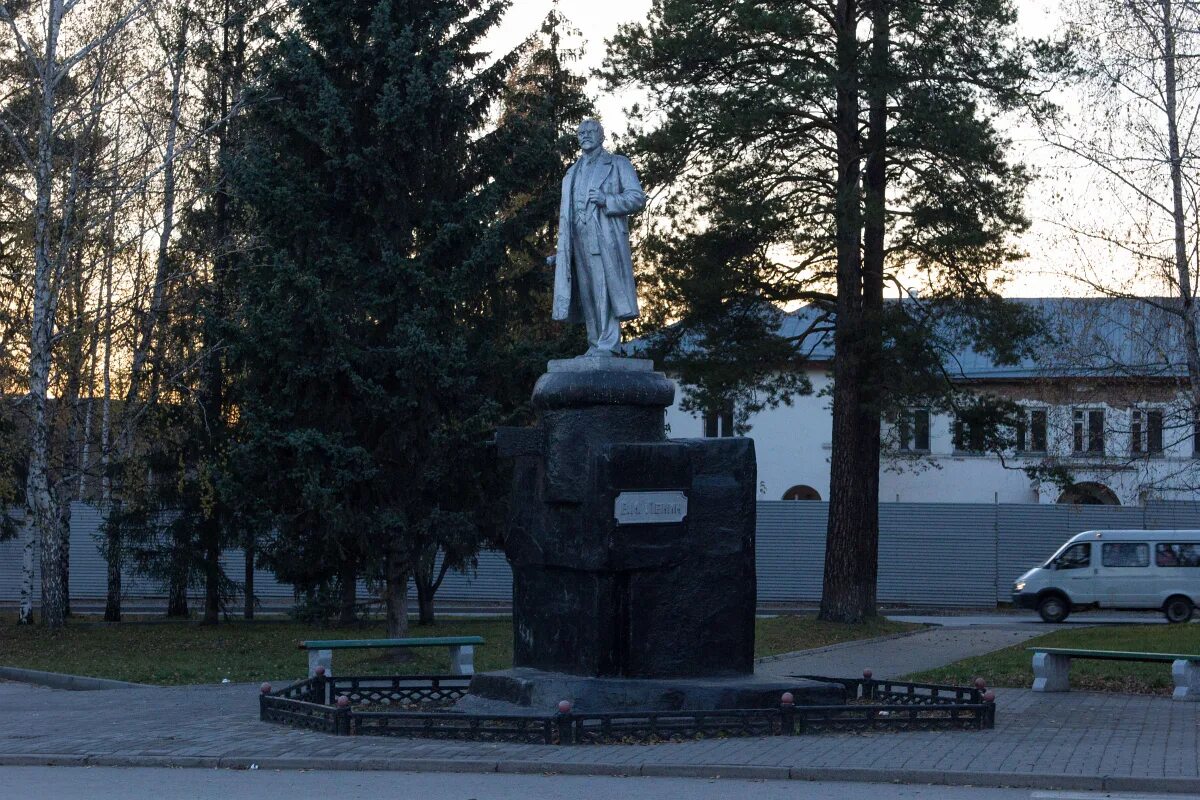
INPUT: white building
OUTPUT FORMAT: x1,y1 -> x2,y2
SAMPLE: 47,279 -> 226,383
662,298 -> 1200,507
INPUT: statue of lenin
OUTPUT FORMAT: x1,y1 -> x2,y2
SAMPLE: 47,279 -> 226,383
547,119 -> 646,356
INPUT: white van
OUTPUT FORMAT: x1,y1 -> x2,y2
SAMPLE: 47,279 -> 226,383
1012,529 -> 1200,623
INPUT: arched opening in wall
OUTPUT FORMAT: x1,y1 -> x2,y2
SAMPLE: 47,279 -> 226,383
782,485 -> 822,501
1057,482 -> 1121,506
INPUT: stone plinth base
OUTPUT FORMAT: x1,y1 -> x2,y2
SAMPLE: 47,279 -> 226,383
457,668 -> 845,714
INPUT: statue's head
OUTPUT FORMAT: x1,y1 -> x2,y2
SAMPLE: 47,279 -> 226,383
577,118 -> 604,153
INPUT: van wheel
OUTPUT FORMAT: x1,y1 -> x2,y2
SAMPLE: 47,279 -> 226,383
1164,596 -> 1194,624
1038,594 -> 1070,623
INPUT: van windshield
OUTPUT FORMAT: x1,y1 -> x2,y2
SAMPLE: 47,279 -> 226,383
1043,543 -> 1070,568
1045,542 -> 1091,569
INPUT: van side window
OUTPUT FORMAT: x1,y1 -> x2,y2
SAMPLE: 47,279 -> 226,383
1056,543 -> 1091,569
1156,543 -> 1200,567
1102,542 -> 1150,568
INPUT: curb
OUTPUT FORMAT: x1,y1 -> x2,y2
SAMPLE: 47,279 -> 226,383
3,753 -> 1200,794
754,626 -> 934,666
0,666 -> 151,691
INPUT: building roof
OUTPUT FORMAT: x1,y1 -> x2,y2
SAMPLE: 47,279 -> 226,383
948,297 -> 1187,380
631,297 -> 1192,381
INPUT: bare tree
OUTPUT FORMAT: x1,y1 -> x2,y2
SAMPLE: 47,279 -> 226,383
1044,0 -> 1200,431
0,0 -> 149,625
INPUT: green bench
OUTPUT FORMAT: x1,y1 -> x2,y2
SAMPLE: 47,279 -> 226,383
1029,647 -> 1200,701
299,636 -> 484,678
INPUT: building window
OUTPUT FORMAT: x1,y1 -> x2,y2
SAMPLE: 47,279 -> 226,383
1015,408 -> 1047,454
953,414 -> 985,453
1057,481 -> 1121,505
1072,408 -> 1105,455
703,402 -> 734,438
782,485 -> 821,501
898,409 -> 930,452
1131,409 -> 1164,456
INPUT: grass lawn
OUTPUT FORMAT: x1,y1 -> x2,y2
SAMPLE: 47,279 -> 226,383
907,624 -> 1200,695
0,613 -> 921,686
755,614 -> 918,659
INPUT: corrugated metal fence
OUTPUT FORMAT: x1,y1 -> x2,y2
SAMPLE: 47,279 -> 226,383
4,500 -> 1200,608
756,500 -> 1200,606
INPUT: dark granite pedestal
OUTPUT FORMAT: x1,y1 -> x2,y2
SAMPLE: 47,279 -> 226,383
461,668 -> 844,714
474,357 -> 845,715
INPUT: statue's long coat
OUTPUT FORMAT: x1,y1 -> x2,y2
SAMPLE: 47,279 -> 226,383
552,150 -> 646,323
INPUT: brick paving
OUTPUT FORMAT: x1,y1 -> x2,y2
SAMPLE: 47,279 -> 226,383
1,678 -> 1198,792
2,623 -> 1197,792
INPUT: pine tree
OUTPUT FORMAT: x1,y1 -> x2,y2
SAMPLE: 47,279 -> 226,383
604,0 -> 1060,621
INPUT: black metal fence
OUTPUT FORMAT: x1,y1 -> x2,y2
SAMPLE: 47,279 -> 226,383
260,674 -> 996,744
324,675 -> 471,707
804,674 -> 988,704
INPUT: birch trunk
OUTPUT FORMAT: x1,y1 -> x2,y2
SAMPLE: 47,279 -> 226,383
27,0 -> 66,629
124,12 -> 187,416
56,498 -> 71,617
101,129 -> 120,622
78,364 -> 95,500
54,75 -> 106,623
18,516 -> 34,624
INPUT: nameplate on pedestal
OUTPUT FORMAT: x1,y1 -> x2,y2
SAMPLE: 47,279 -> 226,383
614,491 -> 688,525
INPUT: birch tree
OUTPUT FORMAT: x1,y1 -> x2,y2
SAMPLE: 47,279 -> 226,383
0,0 -> 148,626
1043,0 -> 1200,455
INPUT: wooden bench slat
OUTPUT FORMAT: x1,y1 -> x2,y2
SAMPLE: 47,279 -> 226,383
1028,647 -> 1198,662
300,636 -> 484,650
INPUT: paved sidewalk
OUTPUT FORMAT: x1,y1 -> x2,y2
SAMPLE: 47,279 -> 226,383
887,611 -> 1175,626
757,625 -> 1050,678
2,678 -> 1197,794
3,623 -> 1195,793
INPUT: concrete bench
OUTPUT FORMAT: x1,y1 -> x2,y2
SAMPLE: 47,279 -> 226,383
298,636 -> 484,678
1029,647 -> 1200,701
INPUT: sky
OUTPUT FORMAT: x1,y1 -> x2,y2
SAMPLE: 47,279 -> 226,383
487,0 -> 653,125
485,1 -> 1120,299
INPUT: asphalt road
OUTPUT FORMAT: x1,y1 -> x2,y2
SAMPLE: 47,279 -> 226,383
0,767 -> 1184,800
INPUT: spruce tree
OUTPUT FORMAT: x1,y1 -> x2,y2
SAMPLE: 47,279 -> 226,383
408,6 -> 593,623
604,0 -> 1059,621
231,0 -> 534,636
